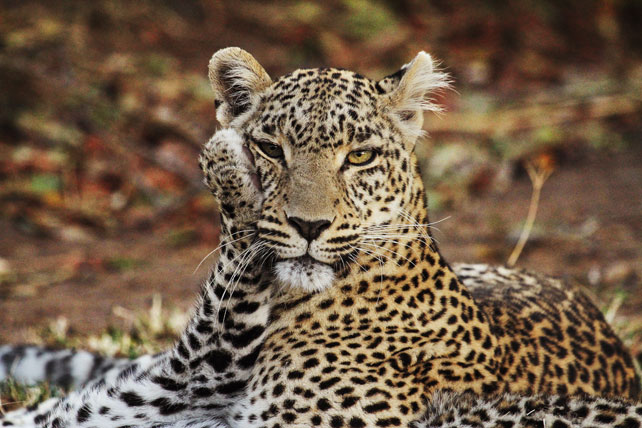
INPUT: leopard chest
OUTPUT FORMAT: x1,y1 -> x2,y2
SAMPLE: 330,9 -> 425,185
231,273 -> 503,427
239,308 -> 430,427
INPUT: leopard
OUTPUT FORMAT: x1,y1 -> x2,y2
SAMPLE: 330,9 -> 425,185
201,47 -> 639,427
0,47 -> 639,428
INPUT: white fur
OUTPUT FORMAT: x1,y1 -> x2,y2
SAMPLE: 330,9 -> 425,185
274,259 -> 335,293
203,128 -> 245,160
387,51 -> 451,141
208,47 -> 272,126
395,51 -> 450,113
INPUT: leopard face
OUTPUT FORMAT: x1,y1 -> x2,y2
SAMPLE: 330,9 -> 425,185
207,48 -> 449,292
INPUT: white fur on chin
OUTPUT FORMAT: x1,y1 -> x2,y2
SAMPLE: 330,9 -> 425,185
274,259 -> 335,293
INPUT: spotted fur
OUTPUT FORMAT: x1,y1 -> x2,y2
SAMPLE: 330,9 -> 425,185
1,48 -> 639,428
207,48 -> 639,427
416,389 -> 642,428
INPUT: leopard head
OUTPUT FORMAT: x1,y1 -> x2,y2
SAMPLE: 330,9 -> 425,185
207,47 -> 449,293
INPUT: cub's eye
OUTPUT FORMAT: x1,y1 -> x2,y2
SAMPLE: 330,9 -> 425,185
346,149 -> 376,166
257,141 -> 284,159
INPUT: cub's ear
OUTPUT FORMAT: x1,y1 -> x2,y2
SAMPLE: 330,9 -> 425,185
379,51 -> 450,144
208,47 -> 272,126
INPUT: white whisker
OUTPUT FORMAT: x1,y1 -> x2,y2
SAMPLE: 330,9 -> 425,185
193,230 -> 255,274
220,240 -> 265,328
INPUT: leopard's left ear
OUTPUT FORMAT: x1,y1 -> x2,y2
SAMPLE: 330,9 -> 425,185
379,51 -> 450,144
208,47 -> 272,127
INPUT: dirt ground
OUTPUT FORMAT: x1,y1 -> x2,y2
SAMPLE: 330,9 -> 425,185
1,142 -> 640,360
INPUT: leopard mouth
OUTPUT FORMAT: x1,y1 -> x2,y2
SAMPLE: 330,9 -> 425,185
295,254 -> 329,267
273,255 -> 336,293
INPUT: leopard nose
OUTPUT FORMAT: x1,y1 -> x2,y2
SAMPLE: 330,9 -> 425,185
287,216 -> 331,241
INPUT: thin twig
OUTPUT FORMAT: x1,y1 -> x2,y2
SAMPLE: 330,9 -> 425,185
507,160 -> 553,267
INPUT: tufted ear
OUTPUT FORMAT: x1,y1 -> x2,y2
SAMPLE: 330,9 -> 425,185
208,47 -> 272,126
379,51 -> 450,144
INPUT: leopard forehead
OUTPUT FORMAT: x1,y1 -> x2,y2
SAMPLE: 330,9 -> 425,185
247,67 -> 397,149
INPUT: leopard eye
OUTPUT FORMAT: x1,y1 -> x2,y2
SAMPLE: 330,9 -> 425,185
346,149 -> 376,166
257,140 -> 284,159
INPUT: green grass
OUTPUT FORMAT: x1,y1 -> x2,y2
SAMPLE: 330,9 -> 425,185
0,378 -> 63,415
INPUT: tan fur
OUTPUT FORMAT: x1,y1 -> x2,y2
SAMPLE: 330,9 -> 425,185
203,48 -> 639,427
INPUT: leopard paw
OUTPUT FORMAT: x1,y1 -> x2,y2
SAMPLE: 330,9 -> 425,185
200,128 -> 264,230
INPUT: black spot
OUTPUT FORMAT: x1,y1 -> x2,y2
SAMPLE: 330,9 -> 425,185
331,415 -> 344,428
34,413 -> 49,425
150,397 -> 188,415
296,312 -> 312,322
364,401 -> 390,413
273,383 -> 285,397
317,398 -> 332,411
176,340 -> 190,359
595,414 -> 616,424
204,349 -> 233,372
238,344 -> 263,369
349,417 -> 367,428
170,358 -> 186,374
325,352 -> 338,363
600,340 -> 615,357
342,297 -> 354,307
76,404 -> 92,423
616,418 -> 641,428
191,387 -> 213,397
342,396 -> 359,408
151,376 -> 187,392
187,333 -> 201,351
482,382 -> 499,394
216,380 -> 247,395
319,377 -> 341,390
233,300 -> 261,314
288,370 -> 305,380
120,391 -> 146,406
374,417 -> 401,427
282,412 -> 297,423
304,358 -> 320,369
223,325 -> 266,348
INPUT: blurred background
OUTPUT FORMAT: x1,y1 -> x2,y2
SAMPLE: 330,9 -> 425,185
0,0 -> 640,366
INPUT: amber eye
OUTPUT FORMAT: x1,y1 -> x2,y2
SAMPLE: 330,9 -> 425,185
346,149 -> 376,166
257,141 -> 284,159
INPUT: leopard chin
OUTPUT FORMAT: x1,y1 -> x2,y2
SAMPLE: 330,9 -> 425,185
274,257 -> 335,293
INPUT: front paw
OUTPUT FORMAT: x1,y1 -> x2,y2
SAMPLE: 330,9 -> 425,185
200,128 -> 264,228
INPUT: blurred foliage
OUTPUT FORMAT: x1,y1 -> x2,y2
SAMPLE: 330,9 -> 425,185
1,0 -> 641,237
27,294 -> 188,357
0,377 -> 64,414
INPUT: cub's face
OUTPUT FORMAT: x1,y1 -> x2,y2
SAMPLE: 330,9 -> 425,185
207,48 -> 448,292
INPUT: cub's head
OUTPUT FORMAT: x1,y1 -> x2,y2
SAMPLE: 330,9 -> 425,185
206,47 -> 448,293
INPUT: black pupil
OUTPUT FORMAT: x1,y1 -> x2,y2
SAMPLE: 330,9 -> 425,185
263,143 -> 281,156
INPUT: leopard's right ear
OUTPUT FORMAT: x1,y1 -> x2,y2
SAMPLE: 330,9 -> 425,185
208,47 -> 272,127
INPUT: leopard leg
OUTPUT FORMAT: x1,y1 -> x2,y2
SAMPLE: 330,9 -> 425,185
28,128 -> 273,427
